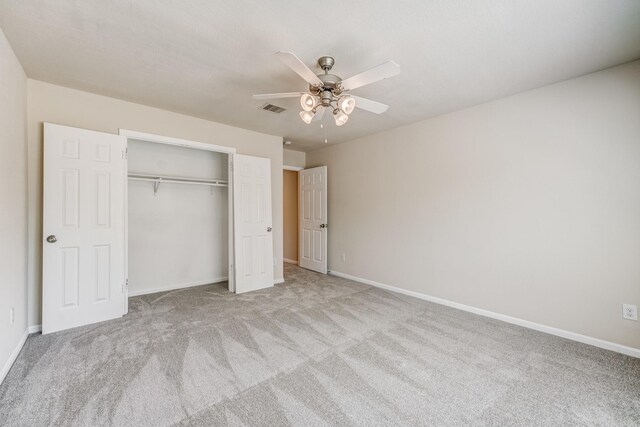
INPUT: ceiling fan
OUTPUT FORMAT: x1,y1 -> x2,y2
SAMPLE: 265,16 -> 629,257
253,52 -> 400,127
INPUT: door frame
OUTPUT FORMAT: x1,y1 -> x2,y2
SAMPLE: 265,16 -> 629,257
282,165 -> 303,265
118,129 -> 238,309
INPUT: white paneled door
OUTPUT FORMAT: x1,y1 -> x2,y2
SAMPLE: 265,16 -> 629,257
42,123 -> 127,334
232,154 -> 274,293
299,166 -> 327,274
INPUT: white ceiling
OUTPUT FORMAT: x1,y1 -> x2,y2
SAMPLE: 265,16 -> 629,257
1,1 -> 639,151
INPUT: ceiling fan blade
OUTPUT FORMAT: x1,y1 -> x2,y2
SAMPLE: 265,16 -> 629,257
340,61 -> 400,91
312,106 -> 326,122
252,92 -> 303,100
275,51 -> 323,87
351,96 -> 389,114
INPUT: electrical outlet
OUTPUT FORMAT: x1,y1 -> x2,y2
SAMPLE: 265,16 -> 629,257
341,253 -> 346,263
623,304 -> 637,321
10,306 -> 14,325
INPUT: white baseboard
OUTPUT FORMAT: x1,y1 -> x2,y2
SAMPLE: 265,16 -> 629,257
0,329 -> 29,385
28,325 -> 42,334
274,278 -> 285,284
329,270 -> 640,359
283,258 -> 298,265
128,277 -> 228,297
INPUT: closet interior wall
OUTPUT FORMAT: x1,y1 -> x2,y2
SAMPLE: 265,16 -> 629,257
127,139 -> 228,296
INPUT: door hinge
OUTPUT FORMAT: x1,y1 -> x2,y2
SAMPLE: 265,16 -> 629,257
122,147 -> 128,160
229,161 -> 233,172
122,279 -> 129,293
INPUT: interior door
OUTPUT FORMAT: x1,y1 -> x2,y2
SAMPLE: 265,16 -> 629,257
299,166 -> 327,273
232,154 -> 274,293
42,123 -> 127,334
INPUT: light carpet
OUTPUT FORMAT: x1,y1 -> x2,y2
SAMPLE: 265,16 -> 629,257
1,264 -> 639,426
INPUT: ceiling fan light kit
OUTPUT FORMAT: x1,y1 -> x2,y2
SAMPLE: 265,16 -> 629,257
253,52 -> 400,129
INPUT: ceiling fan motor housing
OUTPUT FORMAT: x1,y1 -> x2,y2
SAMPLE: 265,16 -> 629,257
311,56 -> 342,95
311,56 -> 344,108
319,90 -> 333,107
310,80 -> 343,107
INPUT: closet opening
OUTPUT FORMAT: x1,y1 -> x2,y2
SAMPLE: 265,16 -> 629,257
283,168 -> 300,265
122,131 -> 236,309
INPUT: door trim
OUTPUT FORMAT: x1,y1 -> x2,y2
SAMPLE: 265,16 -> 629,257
118,129 -> 237,154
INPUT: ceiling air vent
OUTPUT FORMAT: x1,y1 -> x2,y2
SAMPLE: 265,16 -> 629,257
260,103 -> 286,113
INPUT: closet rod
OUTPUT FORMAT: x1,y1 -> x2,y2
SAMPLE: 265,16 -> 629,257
128,173 -> 228,195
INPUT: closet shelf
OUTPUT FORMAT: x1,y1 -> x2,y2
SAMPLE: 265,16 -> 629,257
128,173 -> 228,195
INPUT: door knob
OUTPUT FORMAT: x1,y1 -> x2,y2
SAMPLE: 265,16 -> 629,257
320,224 -> 327,229
46,235 -> 57,243
267,227 -> 272,232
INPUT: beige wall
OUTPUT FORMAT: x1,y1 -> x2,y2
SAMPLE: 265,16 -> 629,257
27,80 -> 284,326
283,149 -> 305,168
0,28 -> 28,377
283,170 -> 298,262
307,60 -> 640,349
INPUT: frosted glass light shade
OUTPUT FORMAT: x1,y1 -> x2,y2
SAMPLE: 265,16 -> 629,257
338,96 -> 356,115
300,93 -> 317,112
333,109 -> 349,126
300,110 -> 315,124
